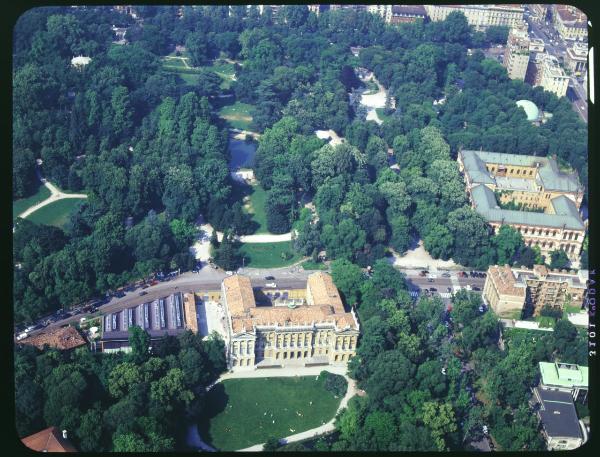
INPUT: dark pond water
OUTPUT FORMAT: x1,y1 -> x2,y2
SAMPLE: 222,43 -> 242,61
229,138 -> 256,170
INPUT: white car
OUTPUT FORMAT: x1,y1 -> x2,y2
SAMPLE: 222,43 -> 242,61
16,332 -> 29,341
265,283 -> 277,288
225,271 -> 234,276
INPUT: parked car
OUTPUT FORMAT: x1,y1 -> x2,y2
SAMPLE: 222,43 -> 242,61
265,283 -> 277,288
472,286 -> 481,291
139,291 -> 148,296
447,287 -> 452,293
265,275 -> 275,280
419,270 -> 428,277
442,273 -> 451,278
429,287 -> 437,292
427,278 -> 435,283
226,271 -> 234,276
479,306 -> 485,313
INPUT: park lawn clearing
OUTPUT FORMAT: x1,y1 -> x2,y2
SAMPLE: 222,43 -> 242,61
27,198 -> 85,228
375,108 -> 393,123
230,181 -> 269,234
245,183 -> 268,234
177,72 -> 200,85
13,184 -> 51,220
218,101 -> 254,131
199,375 -> 344,451
239,241 -> 302,268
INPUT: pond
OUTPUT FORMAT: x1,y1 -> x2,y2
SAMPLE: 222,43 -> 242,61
228,137 -> 257,170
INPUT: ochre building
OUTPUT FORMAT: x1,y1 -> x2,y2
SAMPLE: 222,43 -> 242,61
458,150 -> 585,264
483,264 -> 588,318
221,273 -> 359,368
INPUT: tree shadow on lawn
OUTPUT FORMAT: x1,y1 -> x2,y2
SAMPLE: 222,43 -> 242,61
197,383 -> 230,448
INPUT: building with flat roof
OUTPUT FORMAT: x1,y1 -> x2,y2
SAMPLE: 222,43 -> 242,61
532,387 -> 584,450
483,264 -> 588,318
565,42 -> 588,75
221,272 -> 359,369
539,361 -> 588,403
458,150 -> 585,263
482,264 -> 526,317
553,5 -> 587,42
21,427 -> 77,452
538,53 -> 570,97
99,292 -> 197,352
504,23 -> 530,80
424,4 -> 524,31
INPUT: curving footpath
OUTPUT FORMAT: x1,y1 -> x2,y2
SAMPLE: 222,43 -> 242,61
18,172 -> 87,220
186,365 -> 357,452
199,223 -> 292,244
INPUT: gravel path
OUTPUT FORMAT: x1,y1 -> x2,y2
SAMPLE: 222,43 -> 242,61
17,170 -> 87,219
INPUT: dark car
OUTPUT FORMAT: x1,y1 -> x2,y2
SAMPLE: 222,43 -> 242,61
447,287 -> 452,293
139,291 -> 148,296
429,287 -> 437,292
442,273 -> 451,278
265,276 -> 275,280
472,286 -> 481,291
141,284 -> 149,289
427,278 -> 435,283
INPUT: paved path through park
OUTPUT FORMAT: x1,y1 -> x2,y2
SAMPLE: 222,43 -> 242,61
17,168 -> 87,219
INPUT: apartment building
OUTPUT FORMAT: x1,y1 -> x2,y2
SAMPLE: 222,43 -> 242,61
424,4 -> 524,31
458,150 -> 586,263
565,42 -> 588,75
553,5 -> 587,42
222,273 -> 359,369
530,4 -> 549,23
483,264 -> 588,317
538,54 -> 570,97
532,388 -> 584,450
504,23 -> 530,80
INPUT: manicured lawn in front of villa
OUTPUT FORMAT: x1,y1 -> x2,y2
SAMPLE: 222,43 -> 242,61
199,375 -> 344,451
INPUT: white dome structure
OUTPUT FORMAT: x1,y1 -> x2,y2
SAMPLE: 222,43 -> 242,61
516,99 -> 540,122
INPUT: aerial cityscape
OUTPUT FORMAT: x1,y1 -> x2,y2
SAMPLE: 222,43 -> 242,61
12,4 -> 592,452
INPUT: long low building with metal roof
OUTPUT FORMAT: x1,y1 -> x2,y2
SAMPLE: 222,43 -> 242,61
98,292 -> 197,352
458,149 -> 586,264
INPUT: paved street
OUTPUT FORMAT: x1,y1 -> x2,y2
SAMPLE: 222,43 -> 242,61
24,264 -> 487,339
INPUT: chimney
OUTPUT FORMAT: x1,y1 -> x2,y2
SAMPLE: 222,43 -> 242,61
62,430 -> 68,440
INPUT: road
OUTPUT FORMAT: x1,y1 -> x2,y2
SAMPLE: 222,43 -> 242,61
524,8 -> 588,123
23,266 -> 487,338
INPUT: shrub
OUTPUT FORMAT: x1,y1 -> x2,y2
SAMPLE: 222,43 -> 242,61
321,371 -> 347,397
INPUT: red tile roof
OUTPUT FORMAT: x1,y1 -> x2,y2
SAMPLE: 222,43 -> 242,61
21,427 -> 77,452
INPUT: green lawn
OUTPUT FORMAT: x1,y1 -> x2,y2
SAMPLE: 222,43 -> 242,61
375,108 -> 393,123
240,241 -> 302,268
230,181 -> 268,234
199,376 -> 344,451
177,72 -> 200,85
13,184 -> 51,220
218,101 -> 254,131
27,198 -> 86,228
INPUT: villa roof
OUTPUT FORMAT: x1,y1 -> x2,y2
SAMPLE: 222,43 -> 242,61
224,273 -> 358,334
223,275 -> 256,317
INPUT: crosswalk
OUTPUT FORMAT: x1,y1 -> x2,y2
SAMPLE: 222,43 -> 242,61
410,291 -> 452,299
